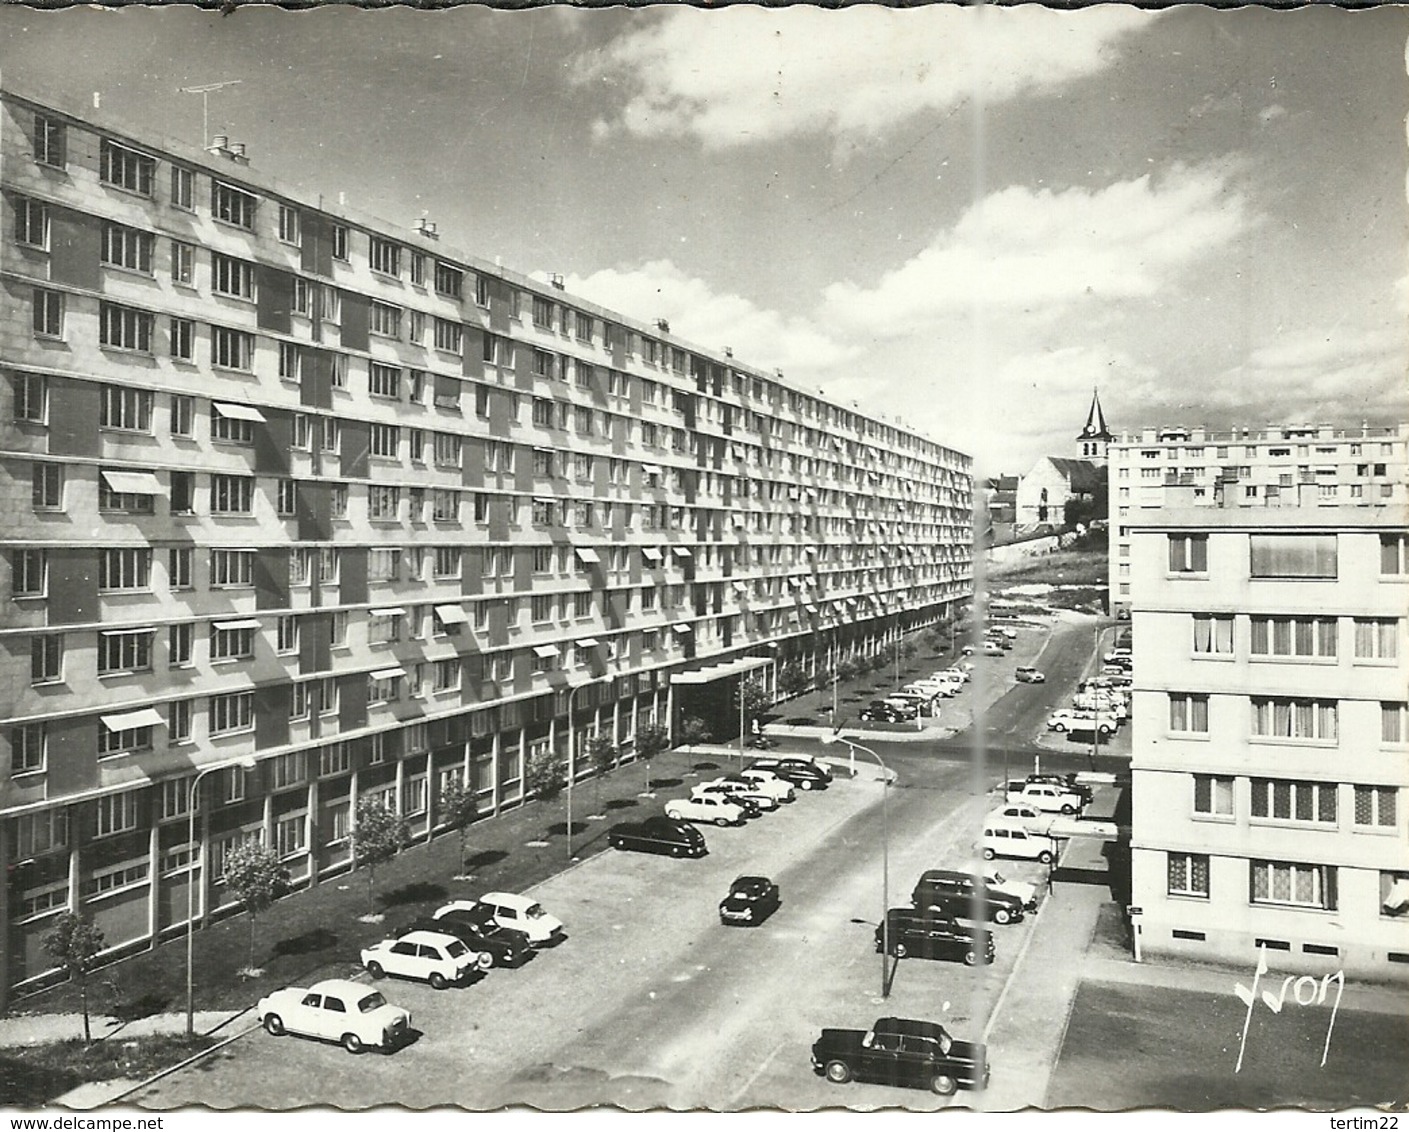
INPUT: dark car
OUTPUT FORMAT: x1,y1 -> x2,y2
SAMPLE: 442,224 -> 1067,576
718,875 -> 781,926
812,1016 -> 989,1097
859,700 -> 913,723
396,911 -> 532,969
748,757 -> 832,791
607,815 -> 708,858
875,908 -> 994,966
911,869 -> 1025,925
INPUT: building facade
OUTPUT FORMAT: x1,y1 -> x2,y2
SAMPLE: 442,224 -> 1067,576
1126,500 -> 1409,978
0,88 -> 972,999
1108,423 -> 1409,616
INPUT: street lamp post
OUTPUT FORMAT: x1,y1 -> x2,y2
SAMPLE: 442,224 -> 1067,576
186,755 -> 255,1037
822,734 -> 890,999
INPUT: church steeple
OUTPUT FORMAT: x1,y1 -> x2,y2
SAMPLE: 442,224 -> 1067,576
1077,389 -> 1113,465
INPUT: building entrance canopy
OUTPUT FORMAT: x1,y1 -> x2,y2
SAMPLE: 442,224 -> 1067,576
670,656 -> 772,686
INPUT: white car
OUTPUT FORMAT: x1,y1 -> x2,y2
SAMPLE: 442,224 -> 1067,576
437,893 -> 565,947
694,779 -> 779,812
907,680 -> 956,699
985,802 -> 1054,836
981,825 -> 1060,865
665,793 -> 747,827
960,860 -> 1039,910
733,769 -> 796,803
360,929 -> 489,988
1006,782 -> 1085,815
257,978 -> 411,1054
1046,709 -> 1118,735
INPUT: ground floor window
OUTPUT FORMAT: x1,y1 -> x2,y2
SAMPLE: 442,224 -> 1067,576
1250,860 -> 1336,911
1167,852 -> 1209,898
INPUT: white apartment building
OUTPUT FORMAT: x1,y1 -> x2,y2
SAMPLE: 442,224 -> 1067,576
1127,501 -> 1409,979
1108,423 -> 1409,616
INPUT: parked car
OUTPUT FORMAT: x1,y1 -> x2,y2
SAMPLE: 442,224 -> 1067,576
1103,648 -> 1132,664
991,626 -> 1019,640
694,778 -> 775,813
431,901 -> 533,957
748,757 -> 832,791
665,793 -> 748,826
887,691 -> 938,715
1014,666 -> 1045,684
1074,693 -> 1127,719
912,869 -> 1026,925
437,892 -> 565,947
718,875 -> 781,926
812,1017 -> 990,1097
1026,773 -> 1094,805
361,929 -> 489,988
981,825 -> 1059,864
937,667 -> 971,684
962,642 -> 1006,657
1046,709 -> 1118,736
985,802 -> 1054,836
1006,781 -> 1085,815
860,700 -> 915,723
903,681 -> 952,700
729,769 -> 796,803
608,815 -> 708,857
875,908 -> 994,965
394,913 -> 532,969
960,861 -> 1039,911
257,978 -> 412,1054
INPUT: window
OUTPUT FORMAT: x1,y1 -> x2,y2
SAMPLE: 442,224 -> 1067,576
169,622 -> 194,667
99,548 -> 150,591
209,691 -> 255,735
211,549 -> 254,587
370,302 -> 401,338
170,318 -> 195,361
433,432 -> 461,467
1251,778 -> 1337,824
170,165 -> 194,209
1249,616 -> 1337,658
368,485 -> 400,520
31,634 -> 62,683
1251,697 -> 1338,742
212,181 -> 257,229
434,262 -> 463,299
1249,534 -> 1337,579
575,311 -> 593,342
475,275 -> 490,307
99,140 -> 154,195
1353,786 -> 1396,829
433,658 -> 459,692
1167,534 -> 1207,573
531,594 -> 554,623
31,464 -> 62,511
369,362 -> 401,399
331,224 -> 349,261
1193,774 -> 1233,818
31,288 -> 63,339
276,478 -> 298,517
368,611 -> 401,645
34,113 -> 65,166
368,672 -> 400,704
293,277 -> 312,316
101,223 -> 153,273
368,547 -> 401,582
1383,703 -> 1408,744
97,627 -> 154,674
433,317 -> 462,353
369,237 -> 401,276
212,253 -> 255,299
278,204 -> 301,246
210,474 -> 255,514
14,373 -> 47,423
1353,619 -> 1398,660
533,295 -> 554,328
211,624 -> 255,661
14,196 -> 49,248
370,423 -> 400,459
10,724 -> 46,776
1380,535 -> 1408,576
168,547 -> 193,587
1189,614 -> 1232,655
95,790 -> 142,836
1251,860 -> 1336,911
575,407 -> 595,436
99,303 -> 154,352
99,716 -> 152,757
432,489 -> 458,522
1168,853 -> 1209,898
171,395 -> 194,437
211,326 -> 255,371
272,615 -> 300,656
100,386 -> 153,432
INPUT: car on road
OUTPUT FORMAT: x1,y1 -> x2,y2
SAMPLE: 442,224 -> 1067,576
1103,648 -> 1132,664
718,875 -> 782,926
394,913 -> 532,969
694,778 -> 776,812
1046,709 -> 1118,735
437,893 -> 565,947
982,825 -> 1059,864
665,792 -> 748,826
361,929 -> 490,988
985,801 -> 1054,835
1014,666 -> 1045,684
812,1017 -> 990,1097
860,699 -> 916,723
1006,781 -> 1085,814
876,908 -> 995,965
748,756 -> 832,791
911,868 -> 1026,925
962,642 -> 1006,657
607,814 -> 708,857
728,769 -> 796,803
257,978 -> 412,1054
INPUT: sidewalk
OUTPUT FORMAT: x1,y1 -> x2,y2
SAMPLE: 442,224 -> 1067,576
0,1010 -> 233,1048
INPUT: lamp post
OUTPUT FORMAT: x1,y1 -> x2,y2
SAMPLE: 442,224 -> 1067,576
822,734 -> 890,999
186,755 -> 255,1037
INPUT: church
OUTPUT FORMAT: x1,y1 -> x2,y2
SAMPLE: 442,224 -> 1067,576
1013,391 -> 1113,527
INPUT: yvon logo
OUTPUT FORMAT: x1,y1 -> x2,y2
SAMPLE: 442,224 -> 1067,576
1233,945 -> 1344,1073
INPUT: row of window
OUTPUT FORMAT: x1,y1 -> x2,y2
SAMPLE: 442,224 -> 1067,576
1168,694 -> 1407,744
1185,613 -> 1399,661
1189,773 -> 1398,828
1164,854 -> 1409,918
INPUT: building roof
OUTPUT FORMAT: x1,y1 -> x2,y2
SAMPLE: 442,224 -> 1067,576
985,475 -> 1020,494
1077,389 -> 1114,441
1043,458 -> 1104,495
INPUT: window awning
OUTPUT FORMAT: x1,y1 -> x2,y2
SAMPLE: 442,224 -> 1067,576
575,637 -> 599,649
672,623 -> 693,634
213,402 -> 267,423
369,667 -> 406,681
1384,879 -> 1409,915
574,547 -> 600,564
101,470 -> 162,495
100,626 -> 153,637
101,707 -> 164,732
805,603 -> 818,613
803,546 -> 817,557
672,546 -> 692,558
434,604 -> 470,625
732,518 -> 747,530
642,464 -> 662,476
213,618 -> 261,632
641,547 -> 663,562
369,607 -> 405,618
732,581 -> 749,594
532,644 -> 560,659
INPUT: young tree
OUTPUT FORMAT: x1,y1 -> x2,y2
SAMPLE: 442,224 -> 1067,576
735,676 -> 771,732
42,913 -> 105,1043
835,657 -> 861,683
776,663 -> 808,699
351,797 -> 409,918
437,776 -> 479,878
220,840 -> 290,975
634,722 -> 670,791
585,732 -> 617,804
526,745 -> 567,802
678,716 -> 713,746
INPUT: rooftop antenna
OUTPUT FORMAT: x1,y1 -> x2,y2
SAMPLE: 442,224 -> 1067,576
178,80 -> 243,148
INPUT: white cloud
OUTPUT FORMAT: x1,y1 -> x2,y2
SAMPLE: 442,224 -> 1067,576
577,6 -> 1155,149
553,260 -> 858,374
821,165 -> 1254,336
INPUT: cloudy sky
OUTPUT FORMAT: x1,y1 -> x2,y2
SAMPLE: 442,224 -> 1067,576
2,4 -> 1403,475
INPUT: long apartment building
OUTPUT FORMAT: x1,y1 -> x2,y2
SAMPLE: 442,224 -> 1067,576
1126,494 -> 1409,978
1108,423 -> 1409,616
0,87 -> 972,999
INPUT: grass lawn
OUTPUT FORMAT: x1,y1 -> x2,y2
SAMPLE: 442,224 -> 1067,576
0,1034 -> 216,1107
990,546 -> 1109,587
